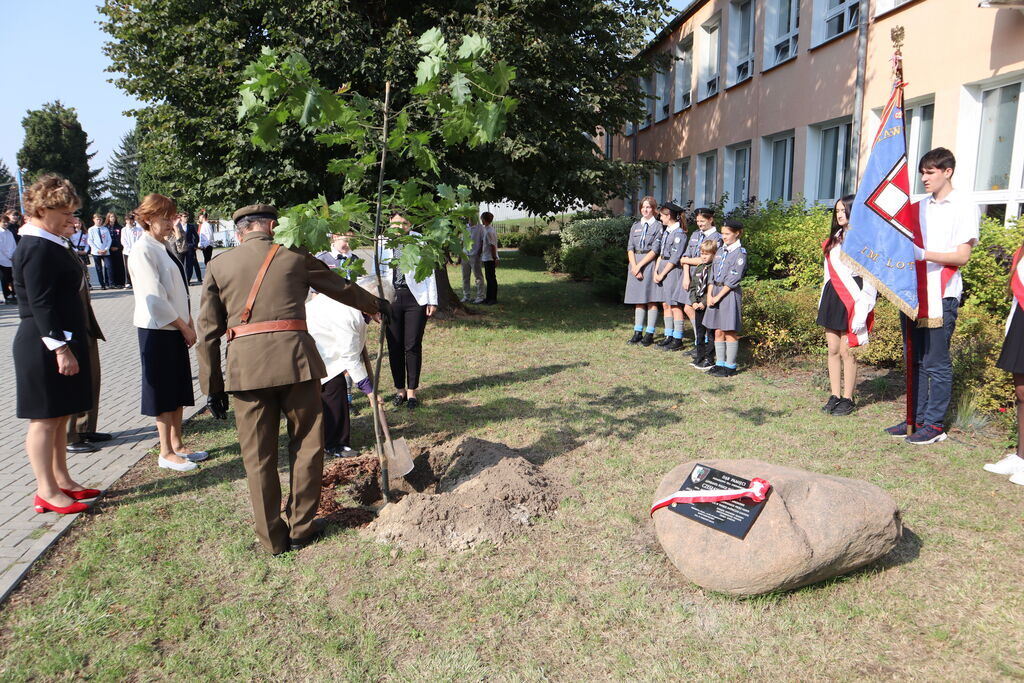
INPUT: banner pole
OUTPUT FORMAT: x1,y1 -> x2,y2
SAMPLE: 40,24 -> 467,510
904,314 -> 915,435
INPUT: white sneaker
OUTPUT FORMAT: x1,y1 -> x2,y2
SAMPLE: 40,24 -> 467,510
177,451 -> 209,462
982,453 -> 1024,476
158,455 -> 198,471
1009,471 -> 1024,486
460,295 -> 469,302
472,297 -> 485,304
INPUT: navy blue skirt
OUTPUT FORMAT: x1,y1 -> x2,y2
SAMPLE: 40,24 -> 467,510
138,328 -> 194,416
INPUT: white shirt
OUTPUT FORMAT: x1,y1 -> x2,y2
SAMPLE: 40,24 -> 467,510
305,294 -> 369,385
198,220 -> 214,249
87,225 -> 111,254
919,189 -> 980,299
121,225 -> 143,254
127,232 -> 191,329
0,227 -> 15,267
480,224 -> 499,262
373,233 -> 438,306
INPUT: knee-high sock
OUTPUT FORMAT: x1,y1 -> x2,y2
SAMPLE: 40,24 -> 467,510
645,308 -> 659,334
715,341 -> 727,366
663,315 -> 673,337
673,316 -> 685,339
633,308 -> 645,331
725,341 -> 739,368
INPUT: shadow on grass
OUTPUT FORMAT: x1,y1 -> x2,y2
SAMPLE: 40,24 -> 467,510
854,368 -> 904,409
428,362 -> 589,400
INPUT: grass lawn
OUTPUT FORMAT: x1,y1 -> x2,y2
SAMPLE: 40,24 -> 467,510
1,251 -> 1022,680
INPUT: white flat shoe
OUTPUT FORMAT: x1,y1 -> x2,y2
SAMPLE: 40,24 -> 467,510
158,455 -> 198,471
1010,471 -> 1024,486
983,453 -> 1024,476
177,451 -> 209,462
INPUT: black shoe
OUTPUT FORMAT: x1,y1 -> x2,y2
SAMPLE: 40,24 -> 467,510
391,393 -> 407,407
640,333 -> 654,347
718,366 -> 737,377
822,395 -> 841,414
666,337 -> 683,352
406,397 -> 419,410
627,331 -> 643,345
82,432 -> 112,442
694,357 -> 716,371
831,397 -> 855,416
885,421 -> 917,438
656,335 -> 672,347
707,365 -> 726,376
67,441 -> 99,453
289,522 -> 327,552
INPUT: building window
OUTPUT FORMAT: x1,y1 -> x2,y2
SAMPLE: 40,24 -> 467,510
905,101 -> 934,194
674,157 -> 691,204
699,16 -> 721,101
673,37 -> 694,113
764,0 -> 799,69
814,0 -> 858,45
655,61 -> 671,122
727,0 -> 755,87
697,150 -> 719,206
975,82 -> 1020,192
811,119 -> 853,203
639,75 -> 655,129
763,131 -> 795,202
726,143 -> 752,209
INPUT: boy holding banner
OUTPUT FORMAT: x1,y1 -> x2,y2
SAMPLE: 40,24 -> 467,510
883,148 -> 979,444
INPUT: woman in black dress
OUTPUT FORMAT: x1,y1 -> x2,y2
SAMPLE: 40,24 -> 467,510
13,174 -> 99,514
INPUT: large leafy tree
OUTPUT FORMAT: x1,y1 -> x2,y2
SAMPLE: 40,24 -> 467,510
103,127 -> 141,215
99,0 -> 668,214
17,102 -> 102,218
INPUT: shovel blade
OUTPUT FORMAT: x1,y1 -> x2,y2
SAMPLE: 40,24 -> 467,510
385,437 -> 415,478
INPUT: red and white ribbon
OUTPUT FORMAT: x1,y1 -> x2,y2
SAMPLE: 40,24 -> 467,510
824,241 -> 877,347
649,478 -> 772,517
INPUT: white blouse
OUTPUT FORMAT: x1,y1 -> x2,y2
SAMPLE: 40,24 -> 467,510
127,232 -> 191,330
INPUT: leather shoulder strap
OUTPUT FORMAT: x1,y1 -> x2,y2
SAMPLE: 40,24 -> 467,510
240,243 -> 281,325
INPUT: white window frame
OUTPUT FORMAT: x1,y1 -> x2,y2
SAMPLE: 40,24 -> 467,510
673,157 -> 691,205
673,36 -> 694,113
812,0 -> 858,46
873,0 -> 914,17
904,96 -> 935,196
806,117 -> 853,204
639,75 -> 654,130
655,59 -> 671,122
760,130 -> 796,203
699,15 -> 721,102
957,73 -> 1024,225
727,0 -> 756,87
696,150 -> 719,206
724,142 -> 752,210
763,0 -> 799,69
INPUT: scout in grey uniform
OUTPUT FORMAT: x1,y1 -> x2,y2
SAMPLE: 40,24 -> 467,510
672,208 -> 724,356
624,196 -> 664,347
702,219 -> 748,377
653,202 -> 687,351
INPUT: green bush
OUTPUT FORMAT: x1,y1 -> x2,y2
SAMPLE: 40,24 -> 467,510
543,245 -> 563,272
561,245 -> 590,281
961,215 -> 1024,318
734,200 -> 831,289
743,282 -> 825,364
589,246 -> 627,302
498,232 -> 526,248
560,216 -> 634,253
854,298 -> 904,367
519,233 -> 561,258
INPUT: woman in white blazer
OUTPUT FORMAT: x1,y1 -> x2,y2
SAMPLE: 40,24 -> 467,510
127,194 -> 207,472
376,212 -> 437,410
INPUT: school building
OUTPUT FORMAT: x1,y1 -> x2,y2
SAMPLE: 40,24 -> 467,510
604,0 -> 1024,224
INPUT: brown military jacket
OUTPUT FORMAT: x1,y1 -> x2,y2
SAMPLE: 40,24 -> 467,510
197,231 -> 380,394
68,243 -> 104,341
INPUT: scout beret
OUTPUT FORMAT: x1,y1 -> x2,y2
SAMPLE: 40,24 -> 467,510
661,201 -> 684,214
232,204 -> 279,222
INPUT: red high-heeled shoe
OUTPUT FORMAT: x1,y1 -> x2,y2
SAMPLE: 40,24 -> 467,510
60,487 -> 101,501
33,495 -> 89,515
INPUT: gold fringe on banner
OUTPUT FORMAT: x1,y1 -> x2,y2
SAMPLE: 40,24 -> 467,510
838,249 -> 943,328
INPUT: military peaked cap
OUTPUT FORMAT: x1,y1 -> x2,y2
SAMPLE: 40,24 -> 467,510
232,204 -> 279,222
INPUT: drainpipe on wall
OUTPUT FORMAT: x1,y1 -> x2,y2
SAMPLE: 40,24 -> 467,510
850,0 -> 871,179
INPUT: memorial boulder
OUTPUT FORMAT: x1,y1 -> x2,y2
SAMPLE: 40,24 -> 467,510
652,459 -> 902,596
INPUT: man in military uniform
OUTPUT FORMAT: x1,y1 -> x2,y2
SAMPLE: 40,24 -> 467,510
196,204 -> 385,555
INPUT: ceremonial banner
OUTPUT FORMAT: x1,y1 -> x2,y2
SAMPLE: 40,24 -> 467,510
844,83 -> 939,327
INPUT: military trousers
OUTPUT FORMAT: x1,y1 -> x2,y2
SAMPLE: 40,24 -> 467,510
231,379 -> 324,554
68,335 -> 101,442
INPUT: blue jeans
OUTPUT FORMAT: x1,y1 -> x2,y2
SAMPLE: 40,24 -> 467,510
901,297 -> 959,429
93,255 -> 112,288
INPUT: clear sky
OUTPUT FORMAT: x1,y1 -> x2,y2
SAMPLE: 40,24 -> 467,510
0,1 -> 140,178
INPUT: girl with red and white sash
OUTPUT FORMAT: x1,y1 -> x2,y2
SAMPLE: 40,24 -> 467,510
984,244 -> 1024,485
816,195 -> 877,416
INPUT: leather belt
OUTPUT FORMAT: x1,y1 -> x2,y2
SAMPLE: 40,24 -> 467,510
226,319 -> 307,342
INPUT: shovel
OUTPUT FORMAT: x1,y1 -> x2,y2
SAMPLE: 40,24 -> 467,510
362,349 -> 414,480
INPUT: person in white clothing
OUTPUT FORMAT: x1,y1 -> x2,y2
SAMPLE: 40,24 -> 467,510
197,212 -> 215,270
120,214 -> 143,289
884,147 -> 979,445
306,291 -> 375,457
461,220 -> 484,303
480,212 -> 499,305
86,214 -> 113,289
0,217 -> 16,304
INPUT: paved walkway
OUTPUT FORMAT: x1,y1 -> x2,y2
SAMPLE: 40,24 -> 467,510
0,272 -> 206,602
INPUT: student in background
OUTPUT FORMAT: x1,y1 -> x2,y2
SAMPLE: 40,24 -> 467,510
461,219 -> 485,304
480,212 -> 499,305
676,208 -> 723,357
86,214 -> 112,289
688,240 -> 718,370
624,196 -> 664,346
316,232 -> 362,280
702,220 -> 748,377
817,195 -> 877,416
653,202 -> 686,351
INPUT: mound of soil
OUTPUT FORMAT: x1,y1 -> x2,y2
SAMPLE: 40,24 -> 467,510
365,438 -> 567,551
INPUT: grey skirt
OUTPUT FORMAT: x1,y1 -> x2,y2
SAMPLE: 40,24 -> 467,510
623,259 -> 659,304
652,265 -> 682,305
669,268 -> 691,306
702,285 -> 743,333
